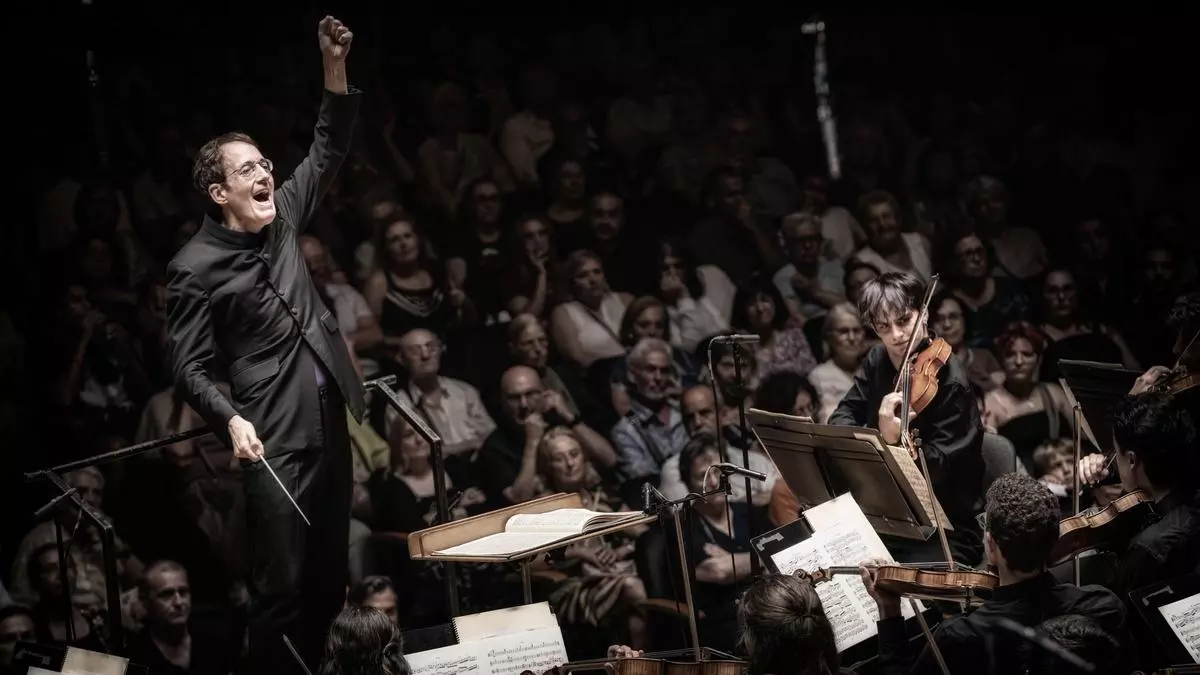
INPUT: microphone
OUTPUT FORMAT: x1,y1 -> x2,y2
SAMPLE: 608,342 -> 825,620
711,334 -> 761,344
713,463 -> 767,482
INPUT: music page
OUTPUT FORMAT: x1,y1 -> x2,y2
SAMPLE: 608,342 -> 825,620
407,625 -> 568,675
454,602 -> 557,642
481,626 -> 569,675
1158,592 -> 1200,664
768,494 -> 920,653
433,531 -> 566,557
506,508 -> 635,533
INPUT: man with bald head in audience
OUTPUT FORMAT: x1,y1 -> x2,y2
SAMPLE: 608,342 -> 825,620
476,366 -> 617,505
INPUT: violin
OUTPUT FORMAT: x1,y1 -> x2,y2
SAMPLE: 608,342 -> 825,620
538,649 -> 745,675
808,563 -> 998,605
1153,366 -> 1200,395
1152,328 -> 1200,395
906,338 -> 953,417
1049,489 -> 1153,566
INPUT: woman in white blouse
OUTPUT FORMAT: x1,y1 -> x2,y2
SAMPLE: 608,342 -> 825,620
549,250 -> 632,369
654,237 -> 734,353
807,303 -> 866,423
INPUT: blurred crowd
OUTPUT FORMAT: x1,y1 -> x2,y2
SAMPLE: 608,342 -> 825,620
4,8 -> 1196,675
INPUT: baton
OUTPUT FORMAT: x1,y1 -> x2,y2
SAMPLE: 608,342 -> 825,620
259,455 -> 311,526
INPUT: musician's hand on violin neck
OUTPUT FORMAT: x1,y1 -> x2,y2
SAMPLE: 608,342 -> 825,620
878,392 -> 915,445
607,645 -> 644,659
1078,452 -> 1110,486
859,557 -> 902,619
1130,365 -> 1173,395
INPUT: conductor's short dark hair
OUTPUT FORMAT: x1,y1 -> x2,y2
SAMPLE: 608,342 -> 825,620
192,132 -> 257,194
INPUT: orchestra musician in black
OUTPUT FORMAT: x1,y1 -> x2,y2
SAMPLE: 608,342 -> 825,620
828,271 -> 985,564
165,17 -> 362,675
1079,390 -> 1199,670
862,473 -> 1129,675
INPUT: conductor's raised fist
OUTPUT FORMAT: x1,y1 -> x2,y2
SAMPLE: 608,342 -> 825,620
317,16 -> 353,60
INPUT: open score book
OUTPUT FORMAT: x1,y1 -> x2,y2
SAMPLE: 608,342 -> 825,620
766,494 -> 924,653
432,508 -> 644,557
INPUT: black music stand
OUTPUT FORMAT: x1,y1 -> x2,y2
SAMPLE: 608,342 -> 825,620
748,409 -> 938,542
1128,573 -> 1200,667
20,375 -> 398,653
366,374 -> 462,618
1057,359 -> 1140,452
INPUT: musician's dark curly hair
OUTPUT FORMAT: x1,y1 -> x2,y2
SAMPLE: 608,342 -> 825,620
984,473 -> 1061,573
318,605 -> 409,675
1037,614 -> 1123,675
739,574 -> 840,675
1113,391 -> 1198,490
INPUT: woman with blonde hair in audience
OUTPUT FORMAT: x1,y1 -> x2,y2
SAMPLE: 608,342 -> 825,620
535,428 -> 649,649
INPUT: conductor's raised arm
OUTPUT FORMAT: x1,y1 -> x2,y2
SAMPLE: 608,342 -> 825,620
275,15 -> 360,233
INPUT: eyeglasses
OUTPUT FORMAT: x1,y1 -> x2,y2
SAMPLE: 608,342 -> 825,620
227,158 -> 273,181
957,247 -> 986,260
975,512 -> 987,532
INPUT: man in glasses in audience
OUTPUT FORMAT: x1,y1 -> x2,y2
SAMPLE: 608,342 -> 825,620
165,16 -> 361,675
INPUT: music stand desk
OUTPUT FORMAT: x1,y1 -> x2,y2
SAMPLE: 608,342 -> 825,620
749,409 -> 939,541
408,492 -> 656,603
1057,359 -> 1139,452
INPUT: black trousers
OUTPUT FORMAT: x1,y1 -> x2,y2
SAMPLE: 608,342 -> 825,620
243,384 -> 351,675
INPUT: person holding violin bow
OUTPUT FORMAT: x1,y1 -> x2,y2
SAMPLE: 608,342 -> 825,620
861,473 -> 1130,675
827,271 -> 986,565
1076,390 -> 1199,671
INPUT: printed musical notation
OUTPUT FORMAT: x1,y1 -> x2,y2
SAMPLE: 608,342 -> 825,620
768,494 -> 920,653
406,648 -> 483,675
407,626 -> 568,675
1159,593 -> 1200,664
485,628 -> 568,675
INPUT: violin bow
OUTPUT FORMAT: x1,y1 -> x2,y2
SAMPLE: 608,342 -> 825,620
894,275 -> 957,570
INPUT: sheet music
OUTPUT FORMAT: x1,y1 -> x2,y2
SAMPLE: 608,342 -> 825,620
768,494 -> 920,653
506,508 -> 633,533
880,443 -> 953,530
482,626 -> 568,675
406,646 -> 483,675
407,626 -> 567,675
1158,593 -> 1200,664
454,602 -> 557,642
434,531 -> 565,557
62,647 -> 128,675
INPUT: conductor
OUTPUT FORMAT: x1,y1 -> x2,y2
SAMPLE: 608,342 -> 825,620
165,17 -> 363,675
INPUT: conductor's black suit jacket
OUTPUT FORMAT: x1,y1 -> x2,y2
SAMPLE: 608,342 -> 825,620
166,89 -> 365,456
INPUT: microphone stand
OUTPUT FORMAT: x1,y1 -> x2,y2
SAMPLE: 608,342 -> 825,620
28,471 -> 123,654
642,476 -> 734,664
730,344 -> 760,577
365,375 -> 461,618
